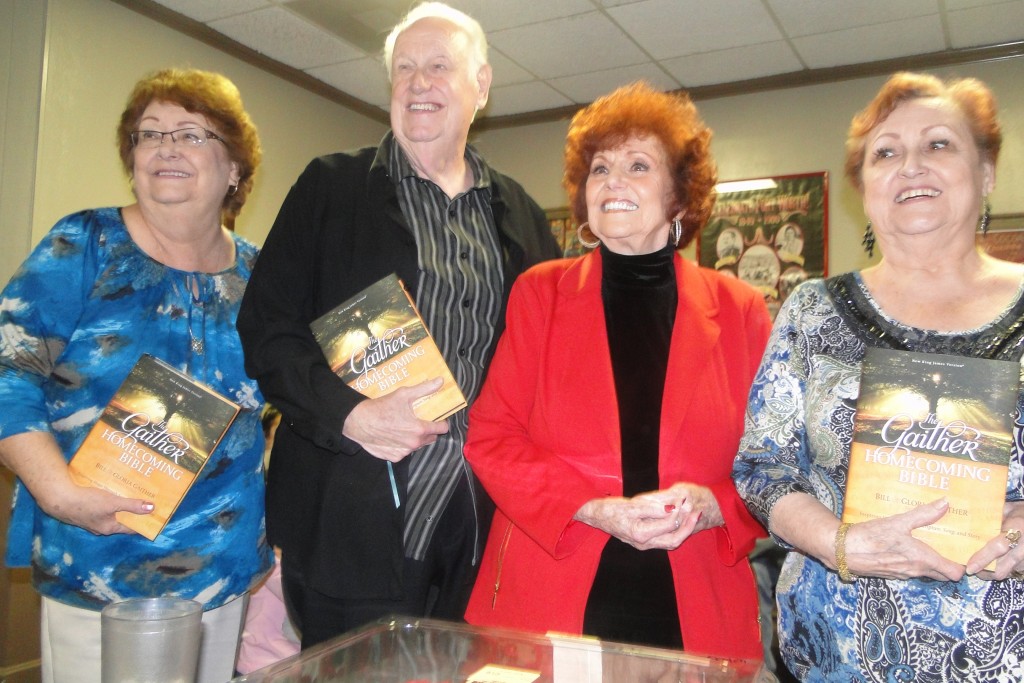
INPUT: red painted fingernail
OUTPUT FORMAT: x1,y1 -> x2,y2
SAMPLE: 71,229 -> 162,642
665,504 -> 676,512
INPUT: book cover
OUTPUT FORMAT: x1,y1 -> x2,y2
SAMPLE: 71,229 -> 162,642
68,354 -> 241,540
311,273 -> 467,422
843,347 -> 1020,565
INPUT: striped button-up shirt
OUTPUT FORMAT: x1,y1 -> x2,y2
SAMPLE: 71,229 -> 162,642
385,135 -> 504,560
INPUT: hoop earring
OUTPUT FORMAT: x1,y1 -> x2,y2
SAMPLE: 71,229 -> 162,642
862,221 -> 875,258
576,222 -> 600,249
671,218 -> 683,247
980,199 -> 991,236
228,184 -> 238,196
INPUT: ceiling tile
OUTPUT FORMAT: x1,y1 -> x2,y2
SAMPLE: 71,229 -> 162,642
132,0 -> 1024,122
948,2 -> 1024,47
279,0 -> 409,27
547,64 -> 680,103
285,0 -> 395,54
150,0 -> 270,23
608,0 -> 783,60
945,0 -> 1018,9
489,12 -> 647,79
306,57 -> 392,109
484,81 -> 575,117
443,0 -> 596,31
209,6 -> 364,70
349,6 -> 403,34
767,0 -> 937,38
793,14 -> 946,68
662,41 -> 805,87
487,49 -> 536,88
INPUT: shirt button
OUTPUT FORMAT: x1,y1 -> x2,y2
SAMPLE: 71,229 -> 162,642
460,251 -> 469,260
462,299 -> 471,308
458,348 -> 467,357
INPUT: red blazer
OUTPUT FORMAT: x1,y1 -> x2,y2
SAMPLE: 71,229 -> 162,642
464,250 -> 771,661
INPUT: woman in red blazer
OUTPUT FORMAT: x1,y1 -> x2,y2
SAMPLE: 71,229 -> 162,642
464,82 -> 771,661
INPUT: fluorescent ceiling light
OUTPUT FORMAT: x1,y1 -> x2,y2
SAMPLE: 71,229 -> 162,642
715,179 -> 778,194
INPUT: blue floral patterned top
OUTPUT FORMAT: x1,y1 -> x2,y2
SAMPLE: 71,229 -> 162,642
734,273 -> 1024,682
1,207 -> 271,610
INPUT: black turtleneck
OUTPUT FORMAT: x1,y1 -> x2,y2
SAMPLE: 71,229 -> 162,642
582,242 -> 683,649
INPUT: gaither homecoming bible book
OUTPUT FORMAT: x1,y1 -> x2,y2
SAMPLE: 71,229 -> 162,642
843,347 -> 1020,565
310,273 -> 466,422
68,354 -> 240,540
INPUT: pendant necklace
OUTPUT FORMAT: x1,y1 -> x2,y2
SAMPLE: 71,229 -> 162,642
184,274 -> 206,355
188,316 -> 205,354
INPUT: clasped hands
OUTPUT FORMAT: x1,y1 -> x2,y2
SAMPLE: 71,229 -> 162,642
574,482 -> 723,551
838,499 -> 1024,582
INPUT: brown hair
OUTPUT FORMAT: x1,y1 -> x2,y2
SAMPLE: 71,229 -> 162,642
563,81 -> 717,249
116,68 -> 261,221
845,71 -> 1001,193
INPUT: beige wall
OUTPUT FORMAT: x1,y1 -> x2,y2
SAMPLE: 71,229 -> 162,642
0,1 -> 45,287
474,58 -> 1024,272
0,3 -> 47,677
17,0 -> 388,281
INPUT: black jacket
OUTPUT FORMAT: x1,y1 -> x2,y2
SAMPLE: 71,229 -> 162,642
237,144 -> 560,599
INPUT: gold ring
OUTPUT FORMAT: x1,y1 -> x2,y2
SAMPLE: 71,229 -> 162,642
1012,570 -> 1024,581
1006,529 -> 1021,550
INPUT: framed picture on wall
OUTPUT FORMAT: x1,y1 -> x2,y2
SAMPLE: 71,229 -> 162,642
697,172 -> 829,319
978,213 -> 1024,263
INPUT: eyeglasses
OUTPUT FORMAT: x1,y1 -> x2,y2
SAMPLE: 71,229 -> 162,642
130,128 -> 226,149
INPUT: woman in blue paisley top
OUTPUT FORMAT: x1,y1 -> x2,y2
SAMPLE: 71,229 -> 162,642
0,69 -> 271,683
733,72 -> 1024,682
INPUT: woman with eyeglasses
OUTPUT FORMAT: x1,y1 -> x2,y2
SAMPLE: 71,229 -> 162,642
0,68 -> 270,683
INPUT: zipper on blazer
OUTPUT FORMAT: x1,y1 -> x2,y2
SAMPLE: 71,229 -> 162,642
492,520 -> 515,609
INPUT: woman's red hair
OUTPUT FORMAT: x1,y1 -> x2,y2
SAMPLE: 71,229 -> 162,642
563,81 -> 717,248
116,68 -> 261,222
845,71 -> 1001,192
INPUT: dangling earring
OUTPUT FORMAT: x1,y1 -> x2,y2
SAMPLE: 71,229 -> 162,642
980,199 -> 991,236
576,222 -> 600,249
862,221 -> 875,257
671,218 -> 683,247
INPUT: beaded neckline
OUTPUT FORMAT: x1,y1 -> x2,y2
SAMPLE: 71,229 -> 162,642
825,272 -> 1024,361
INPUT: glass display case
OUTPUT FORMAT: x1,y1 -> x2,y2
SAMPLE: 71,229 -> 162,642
232,617 -> 767,682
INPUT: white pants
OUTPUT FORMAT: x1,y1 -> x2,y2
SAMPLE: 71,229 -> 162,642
41,595 -> 248,683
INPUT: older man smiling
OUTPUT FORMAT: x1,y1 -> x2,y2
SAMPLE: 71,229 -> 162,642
238,1 -> 559,649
